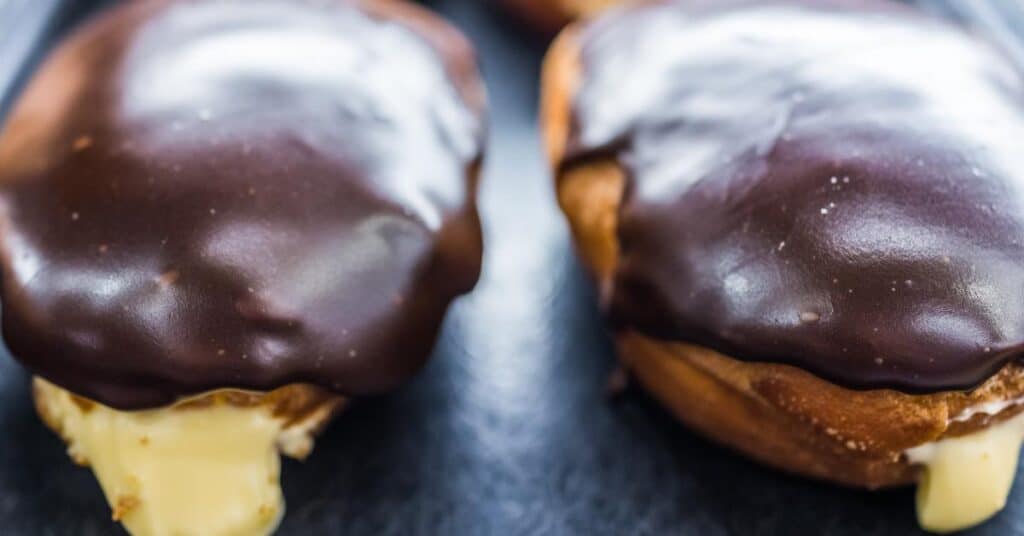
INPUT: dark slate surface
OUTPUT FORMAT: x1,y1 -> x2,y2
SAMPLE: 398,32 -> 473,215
1,1 -> 1023,534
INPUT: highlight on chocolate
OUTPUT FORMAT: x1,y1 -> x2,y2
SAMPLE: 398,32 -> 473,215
542,0 -> 1024,532
0,0 -> 486,534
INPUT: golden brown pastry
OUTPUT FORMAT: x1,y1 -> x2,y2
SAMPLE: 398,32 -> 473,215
0,0 -> 485,534
543,0 -> 1024,532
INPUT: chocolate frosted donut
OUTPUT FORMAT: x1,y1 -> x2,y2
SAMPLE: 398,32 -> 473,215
569,0 -> 1024,393
0,0 -> 485,534
0,0 -> 484,410
543,0 -> 1024,531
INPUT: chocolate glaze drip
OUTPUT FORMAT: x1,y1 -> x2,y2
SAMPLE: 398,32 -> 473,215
0,0 -> 485,409
566,0 -> 1024,392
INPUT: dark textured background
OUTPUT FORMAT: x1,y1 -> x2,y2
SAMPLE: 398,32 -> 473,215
1,1 -> 1024,534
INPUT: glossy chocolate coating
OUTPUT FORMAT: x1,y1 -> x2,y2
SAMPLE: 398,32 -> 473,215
566,0 -> 1024,392
0,0 -> 485,409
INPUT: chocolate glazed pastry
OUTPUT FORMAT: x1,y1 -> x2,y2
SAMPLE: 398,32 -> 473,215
501,0 -> 621,32
542,0 -> 1024,532
0,0 -> 485,534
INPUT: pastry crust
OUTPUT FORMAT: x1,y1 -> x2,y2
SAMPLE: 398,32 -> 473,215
34,379 -> 345,460
541,19 -> 1024,489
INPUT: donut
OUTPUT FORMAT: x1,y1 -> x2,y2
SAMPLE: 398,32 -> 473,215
501,0 -> 621,32
0,0 -> 485,534
542,0 -> 1024,531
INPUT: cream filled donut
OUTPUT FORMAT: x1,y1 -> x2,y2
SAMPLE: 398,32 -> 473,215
0,0 -> 486,534
542,0 -> 1024,531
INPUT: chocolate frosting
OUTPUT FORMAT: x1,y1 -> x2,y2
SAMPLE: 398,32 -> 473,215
566,0 -> 1024,392
0,0 -> 485,409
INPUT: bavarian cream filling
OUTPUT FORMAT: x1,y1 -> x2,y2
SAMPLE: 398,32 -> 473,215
906,410 -> 1024,533
949,397 -> 1024,423
33,378 -> 325,536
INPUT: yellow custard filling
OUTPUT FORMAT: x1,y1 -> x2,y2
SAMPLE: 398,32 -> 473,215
34,378 -> 336,536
